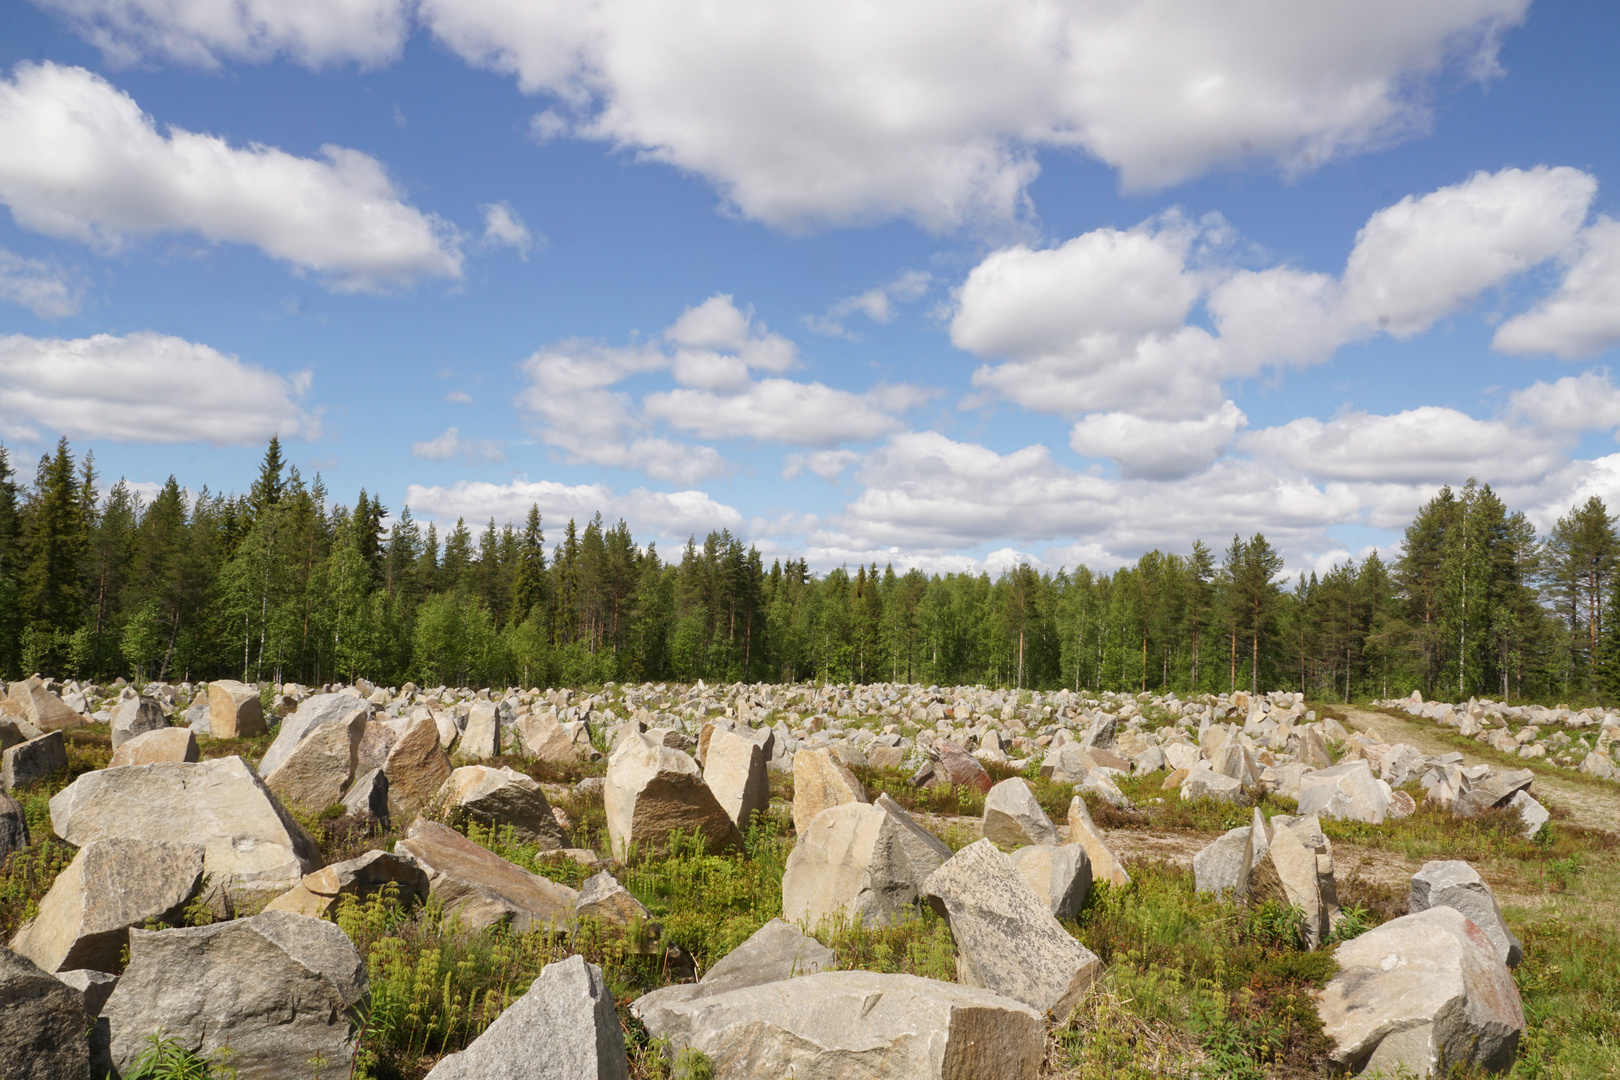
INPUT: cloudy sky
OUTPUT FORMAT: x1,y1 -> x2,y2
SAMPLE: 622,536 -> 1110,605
2,0 -> 1619,577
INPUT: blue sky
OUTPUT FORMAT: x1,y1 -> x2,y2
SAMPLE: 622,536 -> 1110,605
3,0 -> 1620,577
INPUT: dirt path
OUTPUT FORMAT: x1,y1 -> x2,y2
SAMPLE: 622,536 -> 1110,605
1338,705 -> 1620,836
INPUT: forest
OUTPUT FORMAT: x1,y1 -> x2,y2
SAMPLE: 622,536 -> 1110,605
4,435 -> 1619,704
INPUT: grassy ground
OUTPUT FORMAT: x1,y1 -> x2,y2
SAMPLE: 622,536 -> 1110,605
4,705 -> 1620,1078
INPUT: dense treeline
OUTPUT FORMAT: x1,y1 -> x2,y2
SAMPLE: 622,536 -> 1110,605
5,437 -> 1620,702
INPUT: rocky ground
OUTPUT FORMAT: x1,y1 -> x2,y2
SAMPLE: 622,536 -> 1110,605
1,675 -> 1616,1079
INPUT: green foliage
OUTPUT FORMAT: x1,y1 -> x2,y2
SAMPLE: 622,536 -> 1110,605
122,1032 -> 236,1080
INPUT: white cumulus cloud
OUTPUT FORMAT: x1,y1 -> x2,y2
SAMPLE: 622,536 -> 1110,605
411,427 -> 505,463
0,63 -> 462,292
480,201 -> 534,259
1070,402 -> 1247,479
405,477 -> 744,541
1494,217 -> 1620,359
0,248 -> 81,318
0,331 -> 319,444
420,0 -> 1527,231
36,0 -> 409,68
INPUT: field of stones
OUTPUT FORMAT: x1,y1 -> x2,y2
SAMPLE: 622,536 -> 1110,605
2,675 -> 1618,1079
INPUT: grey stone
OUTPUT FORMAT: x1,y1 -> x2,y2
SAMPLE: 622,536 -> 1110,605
982,777 -> 1059,847
703,728 -> 770,833
0,713 -> 41,752
56,968 -> 117,1016
874,792 -> 954,883
384,713 -> 453,822
1507,790 -> 1549,839
576,871 -> 654,929
1409,861 -> 1523,967
782,800 -> 947,930
1456,767 -> 1536,816
459,700 -> 501,759
49,756 -> 318,905
0,945 -> 88,1080
924,838 -> 1101,1017
263,849 -> 429,919
791,746 -> 868,835
3,730 -> 67,791
0,791 -> 27,860
641,969 -> 1044,1080
263,709 -> 366,814
1193,825 -> 1254,900
102,911 -> 368,1080
1007,843 -> 1091,920
206,679 -> 266,738
341,767 -> 390,824
605,732 -> 741,859
10,838 -> 205,973
1317,906 -> 1522,1078
1297,759 -> 1390,824
1065,796 -> 1131,889
8,679 -> 81,731
258,692 -> 369,778
109,695 -> 166,749
108,726 -> 197,767
426,955 -> 627,1080
396,817 -> 578,934
440,765 -> 568,849
1180,760 -> 1244,803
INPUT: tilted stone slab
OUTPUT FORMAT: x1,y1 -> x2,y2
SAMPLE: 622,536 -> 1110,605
982,777 -> 1059,848
396,817 -> 577,934
1318,906 -> 1523,1078
924,838 -> 1100,1018
606,731 -> 741,859
1409,860 -> 1522,967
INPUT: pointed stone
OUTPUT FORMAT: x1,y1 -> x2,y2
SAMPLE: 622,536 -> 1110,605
1065,796 -> 1131,889
790,747 -> 867,835
983,777 -> 1059,847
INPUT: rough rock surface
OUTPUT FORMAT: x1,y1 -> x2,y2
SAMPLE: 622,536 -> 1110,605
441,765 -> 569,849
1193,825 -> 1255,900
641,969 -> 1044,1080
108,725 -> 197,767
982,777 -> 1059,847
259,692 -> 369,778
1409,860 -> 1523,967
8,678 -> 81,731
396,817 -> 577,933
1180,760 -> 1244,802
782,800 -> 948,930
632,917 -> 836,1032
1297,759 -> 1390,824
1318,906 -> 1523,1077
11,838 -> 205,973
460,700 -> 501,760
49,756 -> 319,903
383,713 -> 453,822
1263,814 -> 1337,949
1008,843 -> 1091,920
932,741 -> 993,793
924,838 -> 1101,1017
102,910 -> 369,1080
207,679 -> 267,738
264,849 -> 429,918
342,767 -> 390,824
576,871 -> 654,929
514,711 -> 583,763
605,731 -> 741,859
0,791 -> 26,860
2,729 -> 66,791
0,945 -> 88,1080
1065,796 -> 1131,889
264,709 -> 366,814
109,695 -> 166,749
704,728 -> 770,833
790,746 -> 868,835
56,967 -> 118,1016
425,955 -> 628,1080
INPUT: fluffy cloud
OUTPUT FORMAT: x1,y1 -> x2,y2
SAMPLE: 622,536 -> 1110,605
957,167 -> 1598,443
1070,402 -> 1247,479
1507,371 -> 1620,432
806,271 -> 932,337
0,248 -> 81,318
411,427 -> 505,463
1494,217 -> 1620,359
416,0 -> 1524,230
0,331 -> 318,444
1237,406 -> 1566,485
783,449 -> 861,481
480,202 -> 534,259
404,477 -> 743,541
36,0 -> 408,68
516,294 -> 924,481
0,63 -> 461,291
